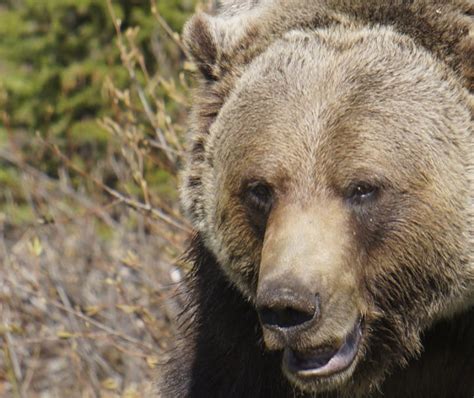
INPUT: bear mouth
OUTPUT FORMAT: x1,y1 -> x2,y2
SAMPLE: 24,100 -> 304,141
283,319 -> 362,378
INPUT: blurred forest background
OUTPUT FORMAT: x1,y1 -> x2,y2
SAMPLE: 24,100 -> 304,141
0,0 -> 203,396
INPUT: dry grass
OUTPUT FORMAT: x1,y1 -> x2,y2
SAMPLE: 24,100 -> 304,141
0,3 -> 198,397
0,201 -> 184,397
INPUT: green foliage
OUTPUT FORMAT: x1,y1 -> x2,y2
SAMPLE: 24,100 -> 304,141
1,0 -> 114,137
0,0 -> 194,158
147,168 -> 178,200
0,0 -> 196,224
0,168 -> 22,199
157,0 -> 196,31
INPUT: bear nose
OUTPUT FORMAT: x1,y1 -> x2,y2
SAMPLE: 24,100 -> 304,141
256,284 -> 319,330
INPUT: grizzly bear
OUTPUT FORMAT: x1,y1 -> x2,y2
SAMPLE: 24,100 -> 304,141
161,1 -> 474,397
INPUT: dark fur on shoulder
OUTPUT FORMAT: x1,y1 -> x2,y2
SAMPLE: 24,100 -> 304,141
374,307 -> 474,398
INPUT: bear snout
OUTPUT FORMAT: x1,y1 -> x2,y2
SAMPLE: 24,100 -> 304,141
256,282 -> 320,332
255,281 -> 321,351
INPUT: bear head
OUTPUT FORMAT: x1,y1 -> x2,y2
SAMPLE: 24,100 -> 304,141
180,1 -> 473,395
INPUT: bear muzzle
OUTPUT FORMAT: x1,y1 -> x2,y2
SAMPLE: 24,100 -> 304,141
256,283 -> 363,385
255,200 -> 364,383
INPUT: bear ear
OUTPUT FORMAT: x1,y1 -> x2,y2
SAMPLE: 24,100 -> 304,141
182,2 -> 266,81
183,13 -> 219,81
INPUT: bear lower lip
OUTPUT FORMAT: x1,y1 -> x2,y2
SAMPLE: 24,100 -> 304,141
283,319 -> 362,378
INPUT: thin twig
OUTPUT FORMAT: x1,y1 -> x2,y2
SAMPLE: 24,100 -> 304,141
44,141 -> 191,233
20,344 -> 40,396
2,306 -> 25,398
150,0 -> 189,56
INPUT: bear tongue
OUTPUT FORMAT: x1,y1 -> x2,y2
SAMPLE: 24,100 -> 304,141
288,346 -> 338,370
283,321 -> 361,377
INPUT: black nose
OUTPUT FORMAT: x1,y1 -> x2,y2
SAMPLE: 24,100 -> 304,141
256,285 -> 319,330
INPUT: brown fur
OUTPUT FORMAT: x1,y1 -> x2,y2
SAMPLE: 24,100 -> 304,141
162,1 -> 474,397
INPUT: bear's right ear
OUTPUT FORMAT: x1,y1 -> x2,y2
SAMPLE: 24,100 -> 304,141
183,13 -> 220,81
182,3 -> 267,81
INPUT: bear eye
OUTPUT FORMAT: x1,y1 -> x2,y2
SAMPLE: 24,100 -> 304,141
346,182 -> 378,204
244,182 -> 274,213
